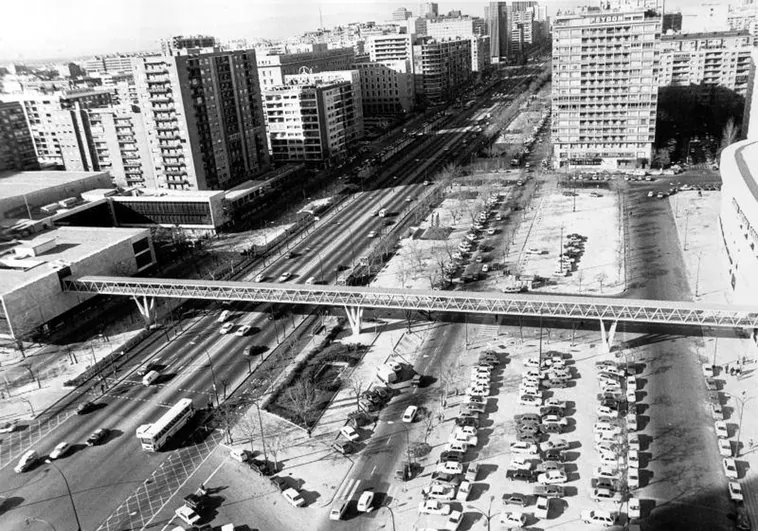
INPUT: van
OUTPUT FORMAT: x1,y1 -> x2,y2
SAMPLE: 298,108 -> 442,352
230,448 -> 252,463
378,209 -> 387,217
329,500 -> 349,520
15,449 -> 38,473
142,370 -> 160,386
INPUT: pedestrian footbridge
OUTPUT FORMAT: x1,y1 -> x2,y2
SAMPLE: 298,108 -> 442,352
65,276 -> 758,351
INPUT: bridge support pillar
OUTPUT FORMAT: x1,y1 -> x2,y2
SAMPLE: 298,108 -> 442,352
599,318 -> 618,354
344,306 -> 363,336
133,295 -> 156,326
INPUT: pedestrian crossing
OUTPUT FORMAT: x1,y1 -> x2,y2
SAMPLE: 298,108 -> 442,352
333,477 -> 405,502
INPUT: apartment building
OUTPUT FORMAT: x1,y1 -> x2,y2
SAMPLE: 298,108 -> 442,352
419,2 -> 438,18
426,17 -> 491,72
354,60 -> 415,115
485,2 -> 511,62
257,47 -> 355,89
0,101 -> 39,171
658,31 -> 752,96
262,71 -> 363,163
367,34 -> 415,62
551,9 -> 662,170
3,89 -> 114,169
728,2 -> 758,43
131,43 -> 270,191
393,7 -> 412,20
83,55 -> 138,75
413,37 -> 472,104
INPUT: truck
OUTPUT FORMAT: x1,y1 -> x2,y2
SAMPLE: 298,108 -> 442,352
376,364 -> 398,384
462,263 -> 483,283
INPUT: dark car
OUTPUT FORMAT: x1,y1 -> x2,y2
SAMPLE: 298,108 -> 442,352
516,433 -> 541,444
502,493 -> 530,507
395,462 -> 415,481
456,416 -> 480,429
517,423 -> 541,436
86,428 -> 107,446
439,450 -> 465,463
373,387 -> 393,401
539,406 -> 564,417
544,449 -> 566,462
430,472 -> 461,486
515,414 -> 542,425
506,469 -> 535,482
77,402 -> 96,415
269,476 -> 288,492
332,441 -> 355,455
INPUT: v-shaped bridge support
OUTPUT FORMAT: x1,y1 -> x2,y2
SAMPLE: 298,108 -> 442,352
344,306 -> 363,336
599,318 -> 618,354
133,295 -> 155,326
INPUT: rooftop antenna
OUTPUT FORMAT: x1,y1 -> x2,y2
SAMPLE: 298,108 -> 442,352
319,6 -> 324,30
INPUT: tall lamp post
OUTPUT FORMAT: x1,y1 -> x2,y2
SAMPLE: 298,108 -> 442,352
386,421 -> 413,471
48,462 -> 81,531
379,503 -> 397,531
190,341 -> 219,408
467,495 -> 497,531
725,390 -> 755,457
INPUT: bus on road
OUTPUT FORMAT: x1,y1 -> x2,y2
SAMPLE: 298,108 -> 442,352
136,398 -> 194,451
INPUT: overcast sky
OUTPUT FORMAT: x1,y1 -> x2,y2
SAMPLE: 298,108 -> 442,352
2,0 -> 693,62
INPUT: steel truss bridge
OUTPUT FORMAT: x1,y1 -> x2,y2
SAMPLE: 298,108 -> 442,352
65,277 -> 758,339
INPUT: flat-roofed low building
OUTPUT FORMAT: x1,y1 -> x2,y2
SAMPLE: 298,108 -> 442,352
0,226 -> 156,339
110,189 -> 227,233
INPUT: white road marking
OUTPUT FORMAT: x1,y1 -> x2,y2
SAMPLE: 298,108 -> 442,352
386,436 -> 392,445
371,465 -> 377,475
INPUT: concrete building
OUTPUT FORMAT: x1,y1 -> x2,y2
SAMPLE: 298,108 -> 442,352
0,226 -> 155,339
413,37 -> 472,104
418,2 -> 438,18
161,34 -> 218,56
354,60 -> 415,115
3,89 -> 114,170
742,48 -> 758,141
426,16 -> 486,40
663,12 -> 683,33
262,70 -> 363,163
551,9 -> 662,170
485,2 -> 511,62
393,7 -> 412,20
83,55 -> 139,75
131,41 -> 270,191
728,2 -> 758,43
658,31 -> 752,96
719,138 -> 758,305
256,47 -> 355,89
682,1 -> 731,33
0,101 -> 39,172
472,36 -> 493,73
367,34 -> 415,63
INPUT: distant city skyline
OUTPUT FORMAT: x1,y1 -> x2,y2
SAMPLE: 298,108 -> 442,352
4,0 -> 693,62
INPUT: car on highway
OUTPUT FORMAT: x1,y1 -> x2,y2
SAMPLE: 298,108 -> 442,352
538,470 -> 567,485
419,499 -> 451,515
254,273 -> 266,282
235,325 -> 252,337
77,402 -> 97,415
283,487 -> 306,507
723,458 -> 739,479
729,482 -> 744,502
340,426 -> 360,442
400,405 -> 419,423
0,421 -> 18,433
219,322 -> 235,334
277,272 -> 292,282
500,511 -> 526,527
86,428 -> 108,446
14,450 -> 37,473
510,442 -> 539,455
580,509 -> 616,526
48,442 -> 71,461
368,230 -> 377,238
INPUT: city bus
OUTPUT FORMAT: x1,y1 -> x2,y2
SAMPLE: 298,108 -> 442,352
136,398 -> 194,452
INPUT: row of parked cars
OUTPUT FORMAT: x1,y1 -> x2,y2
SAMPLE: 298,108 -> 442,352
705,363 -> 747,513
502,352 -> 575,527
581,359 -> 642,527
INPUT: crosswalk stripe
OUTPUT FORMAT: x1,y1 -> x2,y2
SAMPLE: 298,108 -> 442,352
344,478 -> 361,500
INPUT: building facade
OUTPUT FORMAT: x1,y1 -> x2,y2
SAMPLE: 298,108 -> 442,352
262,71 -> 363,163
551,9 -> 662,170
0,101 -> 39,172
663,12 -> 683,33
418,2 -> 438,18
83,55 -> 138,75
719,139 -> 758,306
367,34 -> 415,63
256,47 -> 355,89
131,44 -> 270,191
393,7 -> 412,20
413,37 -> 472,104
485,2 -> 511,62
354,60 -> 415,115
658,31 -> 752,96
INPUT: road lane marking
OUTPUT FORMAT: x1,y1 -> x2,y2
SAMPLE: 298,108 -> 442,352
371,465 -> 377,475
386,436 -> 392,445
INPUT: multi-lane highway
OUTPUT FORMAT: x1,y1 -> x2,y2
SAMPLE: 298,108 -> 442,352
0,63 -> 547,531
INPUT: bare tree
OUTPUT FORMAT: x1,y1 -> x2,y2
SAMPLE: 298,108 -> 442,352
267,432 -> 285,473
237,412 -> 258,454
395,256 -> 412,288
406,240 -> 425,271
449,202 -> 464,226
595,271 -> 608,294
284,379 -> 317,428
422,408 -> 441,444
720,118 -> 740,155
347,376 -> 368,412
438,366 -> 457,408
577,270 -> 585,294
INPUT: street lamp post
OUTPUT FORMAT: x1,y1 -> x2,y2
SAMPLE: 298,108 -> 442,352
379,503 -> 397,531
725,390 -> 755,457
48,461 -> 82,531
190,341 -> 219,408
387,421 -> 413,471
467,495 -> 497,531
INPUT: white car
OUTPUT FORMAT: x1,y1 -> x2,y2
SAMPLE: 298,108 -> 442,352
340,426 -> 360,442
703,364 -> 715,378
627,375 -> 637,389
542,415 -> 568,427
524,357 -> 541,368
217,310 -> 232,323
599,452 -> 622,466
283,488 -> 306,507
254,274 -> 266,282
627,414 -> 638,431
519,383 -> 540,396
48,442 -> 70,460
436,461 -> 463,474
500,511 -> 526,527
628,450 -> 640,469
368,230 -> 377,238
715,420 -> 729,439
628,497 -> 641,519
219,322 -> 235,334
594,422 -> 621,437
544,398 -> 566,410
305,276 -> 317,285
538,470 -> 567,484
509,455 -> 534,470
723,458 -> 739,479
278,272 -> 292,282
729,482 -> 744,502
519,394 -> 542,406
357,489 -> 375,512
402,405 -> 418,423
419,499 -> 451,515
540,439 -> 569,452
329,500 -> 349,520
467,385 -> 490,397
510,442 -> 539,455
580,509 -> 616,526
471,373 -> 491,384
718,438 -> 733,457
594,466 -> 621,480
596,405 -> 619,418
628,433 -> 640,451
627,389 -> 637,403
235,325 -> 252,337
628,467 -> 640,489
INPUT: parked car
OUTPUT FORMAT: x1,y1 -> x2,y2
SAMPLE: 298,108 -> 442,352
580,509 -> 616,526
340,426 -> 360,442
723,458 -> 739,479
402,405 -> 419,423
510,442 -> 539,455
502,493 -> 530,507
537,470 -> 567,485
418,499 -> 451,515
729,482 -> 744,502
283,488 -> 306,507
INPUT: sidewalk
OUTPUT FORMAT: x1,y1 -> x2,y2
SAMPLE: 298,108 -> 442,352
670,190 -> 758,524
